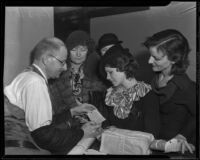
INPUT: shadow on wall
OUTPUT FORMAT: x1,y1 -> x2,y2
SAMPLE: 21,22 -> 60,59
134,50 -> 155,84
29,50 -> 34,65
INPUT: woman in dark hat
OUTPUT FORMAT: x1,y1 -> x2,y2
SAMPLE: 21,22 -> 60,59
49,30 -> 106,115
97,33 -> 123,57
97,33 -> 126,87
91,46 -> 160,138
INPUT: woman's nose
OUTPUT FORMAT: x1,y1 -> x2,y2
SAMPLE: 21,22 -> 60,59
106,73 -> 110,80
148,56 -> 154,64
76,50 -> 81,57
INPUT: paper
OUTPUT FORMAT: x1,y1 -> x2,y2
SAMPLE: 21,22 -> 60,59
100,128 -> 154,155
87,109 -> 105,124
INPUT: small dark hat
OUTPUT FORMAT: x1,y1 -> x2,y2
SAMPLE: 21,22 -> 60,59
97,33 -> 123,51
65,30 -> 90,51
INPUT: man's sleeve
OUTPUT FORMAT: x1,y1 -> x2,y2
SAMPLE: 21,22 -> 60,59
21,80 -> 53,131
31,110 -> 84,154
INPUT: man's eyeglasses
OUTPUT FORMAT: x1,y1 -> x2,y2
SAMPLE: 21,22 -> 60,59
50,55 -> 66,66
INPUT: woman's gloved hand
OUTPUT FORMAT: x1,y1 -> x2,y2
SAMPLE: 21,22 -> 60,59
173,134 -> 195,154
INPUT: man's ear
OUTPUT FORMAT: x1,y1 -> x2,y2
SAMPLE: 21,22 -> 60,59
42,55 -> 50,65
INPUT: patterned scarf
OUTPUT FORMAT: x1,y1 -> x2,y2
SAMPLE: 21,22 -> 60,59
70,65 -> 84,103
105,81 -> 151,119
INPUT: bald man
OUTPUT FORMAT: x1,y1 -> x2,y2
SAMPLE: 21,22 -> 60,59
4,37 -> 101,154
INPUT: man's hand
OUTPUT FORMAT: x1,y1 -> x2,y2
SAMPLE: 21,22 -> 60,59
70,103 -> 97,117
75,114 -> 90,124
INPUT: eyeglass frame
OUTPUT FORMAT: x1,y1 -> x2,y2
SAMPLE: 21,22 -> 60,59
50,55 -> 66,66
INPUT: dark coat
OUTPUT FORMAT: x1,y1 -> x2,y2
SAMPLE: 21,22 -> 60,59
48,68 -> 106,115
90,90 -> 160,138
151,73 -> 196,144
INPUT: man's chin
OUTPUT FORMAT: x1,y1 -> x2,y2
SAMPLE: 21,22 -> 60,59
51,74 -> 61,79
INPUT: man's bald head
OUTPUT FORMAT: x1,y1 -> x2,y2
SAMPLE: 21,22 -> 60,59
31,37 -> 66,61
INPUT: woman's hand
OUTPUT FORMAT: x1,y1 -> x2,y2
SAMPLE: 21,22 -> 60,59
70,103 -> 97,116
81,121 -> 103,139
174,134 -> 195,154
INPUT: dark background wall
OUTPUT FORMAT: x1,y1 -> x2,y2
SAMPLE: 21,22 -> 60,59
91,2 -> 196,83
54,9 -> 90,42
54,3 -> 196,83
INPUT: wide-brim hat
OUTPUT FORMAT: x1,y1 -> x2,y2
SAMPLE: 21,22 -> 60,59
97,33 -> 123,51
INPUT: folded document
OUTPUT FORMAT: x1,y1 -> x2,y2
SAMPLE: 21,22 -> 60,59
87,109 -> 105,124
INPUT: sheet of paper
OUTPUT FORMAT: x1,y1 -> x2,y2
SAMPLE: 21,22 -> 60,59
87,109 -> 105,124
100,128 -> 154,155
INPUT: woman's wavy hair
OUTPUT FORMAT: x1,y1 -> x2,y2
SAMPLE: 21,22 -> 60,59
102,46 -> 139,79
143,29 -> 191,75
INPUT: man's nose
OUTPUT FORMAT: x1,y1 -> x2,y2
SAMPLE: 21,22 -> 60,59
62,63 -> 67,71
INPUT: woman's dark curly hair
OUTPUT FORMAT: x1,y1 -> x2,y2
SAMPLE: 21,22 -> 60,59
101,46 -> 139,79
143,29 -> 191,75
